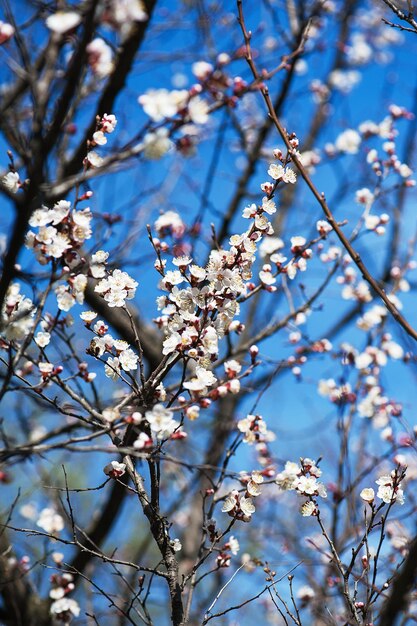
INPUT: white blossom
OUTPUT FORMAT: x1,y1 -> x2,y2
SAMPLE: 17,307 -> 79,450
50,598 -> 80,621
145,404 -> 178,438
240,496 -> 255,517
335,129 -> 361,154
119,348 -> 139,371
143,128 -> 173,159
37,508 -> 64,534
2,171 -> 19,193
360,488 -> 375,502
103,461 -> 126,477
34,331 -> 51,347
46,11 -> 81,34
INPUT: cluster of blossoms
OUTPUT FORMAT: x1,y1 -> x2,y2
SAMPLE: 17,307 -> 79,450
153,150 -> 300,399
333,107 -> 415,180
237,413 -> 276,469
132,404 -> 184,446
0,283 -> 35,341
50,597 -> 80,624
101,403 -> 185,451
360,469 -> 405,505
138,85 -> 209,158
355,337 -> 404,370
308,5 -> 402,101
357,379 -> 402,427
94,269 -> 138,308
327,107 -> 416,200
49,567 -> 75,603
319,327 -> 404,429
91,113 -> 117,147
319,376 -> 402,430
22,115 -> 126,314
139,88 -> 209,125
360,107 -> 414,180
137,55 -> 237,159
86,38 -> 114,78
83,316 -> 140,381
45,1 -> 147,39
84,113 -> 117,168
337,262 -> 372,304
26,200 -> 92,262
318,378 -> 355,405
237,413 -> 275,445
102,0 -> 147,31
222,470 -> 264,522
276,458 -> 327,516
25,199 -> 92,311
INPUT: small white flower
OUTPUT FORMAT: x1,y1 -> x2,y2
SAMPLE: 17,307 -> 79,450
360,488 -> 375,503
49,588 -> 65,600
37,508 -> 64,534
55,286 -> 75,311
222,492 -> 237,513
300,501 -> 317,516
2,171 -> 20,193
46,11 -> 81,34
119,348 -> 139,371
34,331 -> 51,347
251,471 -> 264,484
139,88 -> 181,121
247,480 -> 262,496
103,461 -> 126,478
93,131 -> 107,145
183,366 -> 217,393
297,585 -> 315,601
50,598 -> 80,620
187,96 -> 209,124
0,21 -> 14,44
335,129 -> 361,154
80,311 -> 97,324
268,163 -> 284,180
104,357 -> 121,380
85,150 -> 103,168
143,128 -> 173,159
192,61 -> 213,80
240,496 -> 255,517
171,538 -> 182,552
316,220 -> 332,235
282,167 -> 296,183
296,475 -> 318,495
355,187 -> 374,205
290,236 -> 306,249
262,197 -> 277,214
145,404 -> 178,438
102,407 -> 120,422
133,432 -> 153,450
228,535 -> 240,555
